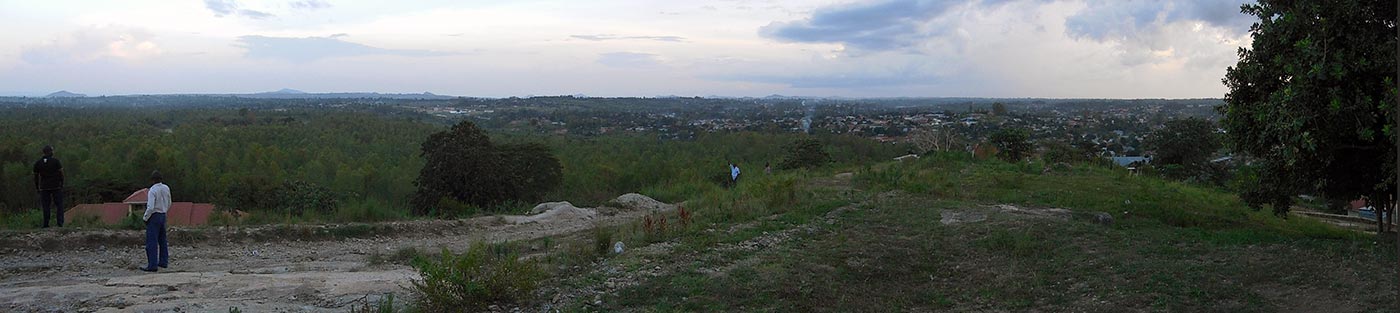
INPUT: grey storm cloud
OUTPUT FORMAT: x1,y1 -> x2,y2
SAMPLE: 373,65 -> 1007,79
237,35 -> 458,63
1064,0 -> 1254,42
237,9 -> 274,19
571,34 -> 686,42
289,0 -> 331,10
734,72 -> 942,89
204,0 -> 280,19
204,0 -> 238,16
759,0 -> 965,51
762,0 -> 1254,53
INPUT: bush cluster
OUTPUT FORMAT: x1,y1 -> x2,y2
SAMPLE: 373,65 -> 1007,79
410,243 -> 544,312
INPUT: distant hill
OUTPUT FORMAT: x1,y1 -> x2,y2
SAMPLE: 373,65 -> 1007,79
235,89 -> 453,100
45,91 -> 86,98
256,88 -> 307,95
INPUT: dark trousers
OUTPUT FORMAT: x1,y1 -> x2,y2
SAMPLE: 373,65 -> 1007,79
144,213 -> 169,269
38,189 -> 64,228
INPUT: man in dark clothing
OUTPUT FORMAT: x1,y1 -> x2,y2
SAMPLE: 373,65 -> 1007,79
33,145 -> 65,228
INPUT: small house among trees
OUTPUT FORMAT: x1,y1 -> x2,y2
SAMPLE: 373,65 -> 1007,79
65,188 -> 225,226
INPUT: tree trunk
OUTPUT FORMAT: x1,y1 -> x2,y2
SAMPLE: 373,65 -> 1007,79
1393,4 -> 1398,309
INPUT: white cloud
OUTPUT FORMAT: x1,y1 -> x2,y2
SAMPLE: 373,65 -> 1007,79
236,35 -> 462,63
20,26 -> 164,64
597,52 -> 667,69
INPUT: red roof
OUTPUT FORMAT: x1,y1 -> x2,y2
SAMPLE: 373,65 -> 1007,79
123,188 -> 149,204
1351,199 -> 1369,210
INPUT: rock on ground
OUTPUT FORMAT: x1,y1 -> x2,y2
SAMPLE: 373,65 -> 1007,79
612,193 -> 674,212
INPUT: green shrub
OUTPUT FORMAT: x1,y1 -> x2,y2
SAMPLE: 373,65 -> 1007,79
410,243 -> 544,311
121,213 -> 145,230
593,227 -> 614,257
279,180 -> 340,215
412,121 -> 562,215
0,209 -> 40,230
349,293 -> 398,313
988,128 -> 1031,161
778,138 -> 832,170
66,214 -> 104,228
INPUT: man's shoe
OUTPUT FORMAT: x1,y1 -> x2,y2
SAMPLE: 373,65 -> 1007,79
158,264 -> 168,269
138,267 -> 157,272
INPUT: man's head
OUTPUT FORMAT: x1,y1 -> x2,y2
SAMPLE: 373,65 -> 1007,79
42,145 -> 53,157
150,170 -> 163,183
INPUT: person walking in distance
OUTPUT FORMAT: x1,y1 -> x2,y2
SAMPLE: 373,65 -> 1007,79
731,162 -> 741,186
33,145 -> 65,228
140,170 -> 171,272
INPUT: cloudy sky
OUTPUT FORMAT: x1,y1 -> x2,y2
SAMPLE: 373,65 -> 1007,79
0,0 -> 1254,98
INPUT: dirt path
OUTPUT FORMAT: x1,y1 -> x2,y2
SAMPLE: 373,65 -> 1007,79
0,194 -> 676,312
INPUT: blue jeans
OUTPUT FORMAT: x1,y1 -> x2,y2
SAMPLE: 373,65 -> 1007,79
39,189 -> 63,228
144,213 -> 169,269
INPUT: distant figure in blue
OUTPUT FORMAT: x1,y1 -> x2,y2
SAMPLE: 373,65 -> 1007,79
33,145 -> 65,228
140,170 -> 171,272
730,162 -> 741,186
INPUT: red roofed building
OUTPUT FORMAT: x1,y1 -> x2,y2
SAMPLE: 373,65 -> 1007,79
66,188 -> 224,226
65,203 -> 130,225
123,188 -> 149,205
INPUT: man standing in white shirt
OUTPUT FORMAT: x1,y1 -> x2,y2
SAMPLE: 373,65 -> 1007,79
730,163 -> 741,186
140,170 -> 171,272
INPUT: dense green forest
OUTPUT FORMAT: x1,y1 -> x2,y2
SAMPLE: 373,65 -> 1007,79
0,105 -> 906,226
0,107 -> 437,215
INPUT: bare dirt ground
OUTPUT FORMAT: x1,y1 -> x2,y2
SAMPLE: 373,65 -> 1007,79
0,194 -> 677,312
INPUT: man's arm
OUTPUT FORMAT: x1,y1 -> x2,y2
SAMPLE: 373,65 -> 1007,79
144,187 -> 155,222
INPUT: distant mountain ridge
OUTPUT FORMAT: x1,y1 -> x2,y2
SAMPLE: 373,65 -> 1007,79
46,90 -> 86,98
257,88 -> 308,95
235,89 -> 453,100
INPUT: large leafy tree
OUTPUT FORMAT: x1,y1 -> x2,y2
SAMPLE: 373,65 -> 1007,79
1219,0 -> 1396,216
411,121 -> 562,215
1145,118 -> 1221,179
988,128 -> 1032,162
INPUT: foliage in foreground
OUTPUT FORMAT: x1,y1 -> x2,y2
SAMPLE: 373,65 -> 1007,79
1219,0 -> 1397,215
410,243 -> 544,312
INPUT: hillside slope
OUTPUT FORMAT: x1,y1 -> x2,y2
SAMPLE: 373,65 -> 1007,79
561,155 -> 1396,312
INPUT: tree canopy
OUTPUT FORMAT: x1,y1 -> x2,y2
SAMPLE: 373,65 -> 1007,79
988,128 -> 1032,162
1145,118 -> 1221,179
412,121 -> 562,215
778,138 -> 832,170
1219,0 -> 1397,215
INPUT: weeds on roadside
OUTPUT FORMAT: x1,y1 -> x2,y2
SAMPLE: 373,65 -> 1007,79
642,213 -> 669,242
368,246 -> 421,265
410,243 -> 544,312
593,227 -> 614,256
349,293 -> 399,313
